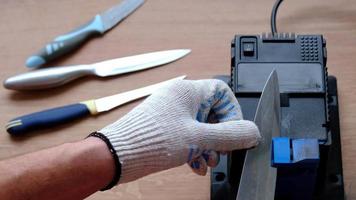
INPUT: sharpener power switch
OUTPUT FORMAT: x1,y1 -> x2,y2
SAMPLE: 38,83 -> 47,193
243,42 -> 254,56
240,37 -> 257,59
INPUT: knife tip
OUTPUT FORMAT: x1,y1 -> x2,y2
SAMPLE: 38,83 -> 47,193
179,75 -> 187,80
169,75 -> 187,82
182,49 -> 191,54
175,49 -> 191,58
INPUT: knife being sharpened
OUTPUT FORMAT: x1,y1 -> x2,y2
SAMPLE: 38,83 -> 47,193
26,0 -> 145,68
4,49 -> 190,90
236,70 -> 280,200
6,75 -> 186,135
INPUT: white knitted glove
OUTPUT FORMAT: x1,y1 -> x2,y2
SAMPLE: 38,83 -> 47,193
99,79 -> 260,184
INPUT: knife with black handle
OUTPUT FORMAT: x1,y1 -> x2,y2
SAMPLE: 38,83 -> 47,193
26,0 -> 144,68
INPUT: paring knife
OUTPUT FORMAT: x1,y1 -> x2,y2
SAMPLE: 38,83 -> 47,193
6,75 -> 186,135
236,70 -> 280,200
4,49 -> 190,90
26,0 -> 145,68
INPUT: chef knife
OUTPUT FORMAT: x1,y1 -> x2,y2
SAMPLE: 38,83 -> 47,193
5,49 -> 190,90
6,75 -> 186,135
26,0 -> 145,68
236,70 -> 281,200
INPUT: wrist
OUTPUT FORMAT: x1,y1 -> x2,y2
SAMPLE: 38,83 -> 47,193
78,136 -> 116,191
99,110 -> 171,183
87,132 -> 122,190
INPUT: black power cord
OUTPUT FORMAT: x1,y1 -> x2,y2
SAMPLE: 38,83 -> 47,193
271,0 -> 284,36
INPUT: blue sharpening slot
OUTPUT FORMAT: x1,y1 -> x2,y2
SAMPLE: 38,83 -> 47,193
272,137 -> 319,167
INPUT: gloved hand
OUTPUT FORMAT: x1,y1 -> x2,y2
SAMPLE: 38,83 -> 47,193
97,79 -> 260,184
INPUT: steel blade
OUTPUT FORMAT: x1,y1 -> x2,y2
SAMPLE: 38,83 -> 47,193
94,75 -> 186,112
236,70 -> 281,200
100,0 -> 144,32
92,49 -> 190,77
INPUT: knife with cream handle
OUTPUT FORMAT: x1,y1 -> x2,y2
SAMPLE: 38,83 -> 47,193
4,49 -> 190,90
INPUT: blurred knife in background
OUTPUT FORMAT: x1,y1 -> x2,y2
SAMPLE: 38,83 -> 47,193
26,0 -> 145,68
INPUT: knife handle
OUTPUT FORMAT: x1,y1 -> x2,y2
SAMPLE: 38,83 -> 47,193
26,15 -> 105,68
3,65 -> 94,90
6,101 -> 97,135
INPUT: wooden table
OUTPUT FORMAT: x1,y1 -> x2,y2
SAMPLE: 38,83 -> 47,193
1,0 -> 356,199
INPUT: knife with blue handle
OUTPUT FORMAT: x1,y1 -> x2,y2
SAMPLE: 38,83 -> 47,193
6,76 -> 186,135
26,0 -> 144,68
6,103 -> 92,135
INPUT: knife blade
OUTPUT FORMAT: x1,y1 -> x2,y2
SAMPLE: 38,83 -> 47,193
236,70 -> 280,200
4,49 -> 190,90
25,0 -> 145,68
6,75 -> 186,135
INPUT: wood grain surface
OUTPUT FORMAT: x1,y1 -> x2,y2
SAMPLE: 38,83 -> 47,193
0,0 -> 356,199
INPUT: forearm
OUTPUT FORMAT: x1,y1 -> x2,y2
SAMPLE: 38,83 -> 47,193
0,137 -> 115,200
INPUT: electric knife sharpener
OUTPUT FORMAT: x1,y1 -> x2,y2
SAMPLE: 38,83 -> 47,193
211,33 -> 345,200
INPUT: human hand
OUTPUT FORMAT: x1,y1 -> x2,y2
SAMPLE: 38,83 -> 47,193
96,79 -> 260,184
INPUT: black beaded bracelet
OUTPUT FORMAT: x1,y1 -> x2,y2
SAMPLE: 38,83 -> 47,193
88,132 -> 122,191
